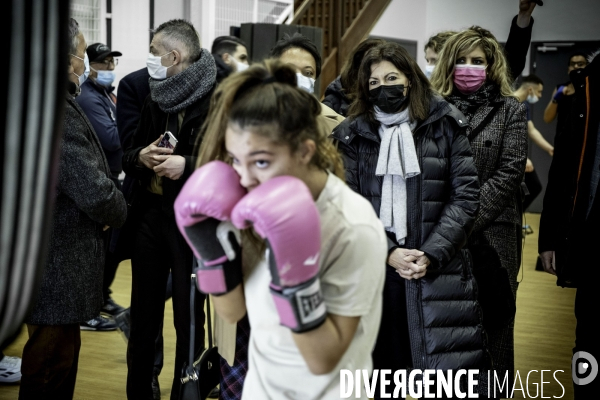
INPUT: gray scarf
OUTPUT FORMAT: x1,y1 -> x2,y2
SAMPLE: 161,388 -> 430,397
149,48 -> 216,113
374,107 -> 420,244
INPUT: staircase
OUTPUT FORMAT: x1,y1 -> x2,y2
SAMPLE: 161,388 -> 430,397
291,0 -> 391,97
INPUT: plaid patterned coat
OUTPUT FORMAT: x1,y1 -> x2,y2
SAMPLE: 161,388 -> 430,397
458,93 -> 528,385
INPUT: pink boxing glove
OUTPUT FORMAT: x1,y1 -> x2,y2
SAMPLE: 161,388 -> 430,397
231,176 -> 326,333
174,161 -> 246,295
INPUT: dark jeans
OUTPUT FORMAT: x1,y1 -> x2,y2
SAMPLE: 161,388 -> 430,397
523,170 -> 543,212
103,243 -> 120,301
372,265 -> 412,400
154,272 -> 173,375
19,324 -> 81,400
573,285 -> 599,399
103,176 -> 123,301
127,195 -> 205,400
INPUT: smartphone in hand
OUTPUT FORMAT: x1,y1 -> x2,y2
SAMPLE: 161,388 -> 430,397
158,131 -> 178,150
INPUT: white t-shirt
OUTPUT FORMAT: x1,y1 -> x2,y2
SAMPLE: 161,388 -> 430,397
241,173 -> 387,400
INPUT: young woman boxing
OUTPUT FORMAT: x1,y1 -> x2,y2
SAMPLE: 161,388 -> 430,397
173,60 -> 388,399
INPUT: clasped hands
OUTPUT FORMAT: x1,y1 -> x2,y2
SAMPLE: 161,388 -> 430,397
388,248 -> 430,280
137,135 -> 185,180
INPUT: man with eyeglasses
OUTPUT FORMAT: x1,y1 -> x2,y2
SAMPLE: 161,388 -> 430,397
75,42 -> 126,331
543,52 -> 589,141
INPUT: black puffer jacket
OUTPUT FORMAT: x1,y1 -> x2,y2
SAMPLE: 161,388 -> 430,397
332,95 -> 486,370
322,76 -> 350,117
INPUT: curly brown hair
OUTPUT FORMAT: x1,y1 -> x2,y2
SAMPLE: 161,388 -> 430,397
429,26 -> 514,98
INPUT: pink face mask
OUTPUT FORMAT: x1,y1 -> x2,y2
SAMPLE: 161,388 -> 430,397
453,64 -> 487,94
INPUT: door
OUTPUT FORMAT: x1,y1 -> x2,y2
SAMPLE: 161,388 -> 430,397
528,41 -> 600,213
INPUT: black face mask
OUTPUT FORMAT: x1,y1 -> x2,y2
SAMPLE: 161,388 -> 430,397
368,84 -> 408,114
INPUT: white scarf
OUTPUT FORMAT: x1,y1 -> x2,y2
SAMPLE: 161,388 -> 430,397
374,107 -> 421,244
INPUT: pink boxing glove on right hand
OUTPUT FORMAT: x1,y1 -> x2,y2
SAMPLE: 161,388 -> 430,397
231,176 -> 326,333
174,161 -> 246,295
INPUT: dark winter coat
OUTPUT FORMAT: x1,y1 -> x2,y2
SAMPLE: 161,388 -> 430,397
322,76 -> 350,117
116,68 -> 150,151
504,15 -> 535,81
76,79 -> 121,177
332,95 -> 486,370
112,68 -> 150,256
539,52 -> 600,287
121,85 -> 215,217
27,95 -> 127,325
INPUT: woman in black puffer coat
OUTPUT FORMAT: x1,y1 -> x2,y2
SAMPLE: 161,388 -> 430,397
333,42 -> 486,397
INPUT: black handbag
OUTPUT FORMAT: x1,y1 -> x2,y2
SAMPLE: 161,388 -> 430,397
179,271 -> 221,400
469,244 -> 516,330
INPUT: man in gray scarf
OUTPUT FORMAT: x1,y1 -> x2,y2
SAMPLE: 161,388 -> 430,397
121,19 -> 216,400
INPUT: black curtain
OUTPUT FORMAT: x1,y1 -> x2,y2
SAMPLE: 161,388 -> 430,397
0,0 -> 70,349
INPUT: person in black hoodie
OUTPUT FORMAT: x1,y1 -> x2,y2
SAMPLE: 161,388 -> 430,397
538,50 -> 600,399
211,36 -> 249,83
121,19 -> 216,399
332,42 -> 484,398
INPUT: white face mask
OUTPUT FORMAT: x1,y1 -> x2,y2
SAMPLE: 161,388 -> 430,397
296,73 -> 316,94
424,64 -> 435,79
527,94 -> 540,104
146,51 -> 174,80
234,58 -> 249,72
71,53 -> 90,87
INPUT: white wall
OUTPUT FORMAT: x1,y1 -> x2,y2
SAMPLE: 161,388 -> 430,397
109,0 -> 254,93
110,0 -> 187,92
427,0 -> 600,42
155,0 -> 185,27
371,0 -> 600,75
111,0 -> 150,91
370,0 -> 428,69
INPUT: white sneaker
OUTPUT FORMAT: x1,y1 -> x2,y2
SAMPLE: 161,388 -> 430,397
0,355 -> 21,383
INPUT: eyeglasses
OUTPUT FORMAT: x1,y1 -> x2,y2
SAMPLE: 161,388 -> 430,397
569,61 -> 587,68
92,58 -> 119,67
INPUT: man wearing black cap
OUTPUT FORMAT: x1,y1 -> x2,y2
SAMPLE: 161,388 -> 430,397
76,42 -> 126,331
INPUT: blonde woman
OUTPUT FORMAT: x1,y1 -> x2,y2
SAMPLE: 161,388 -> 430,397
430,26 -> 528,396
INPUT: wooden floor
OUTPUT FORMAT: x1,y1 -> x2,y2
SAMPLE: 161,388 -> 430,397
0,213 -> 577,399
